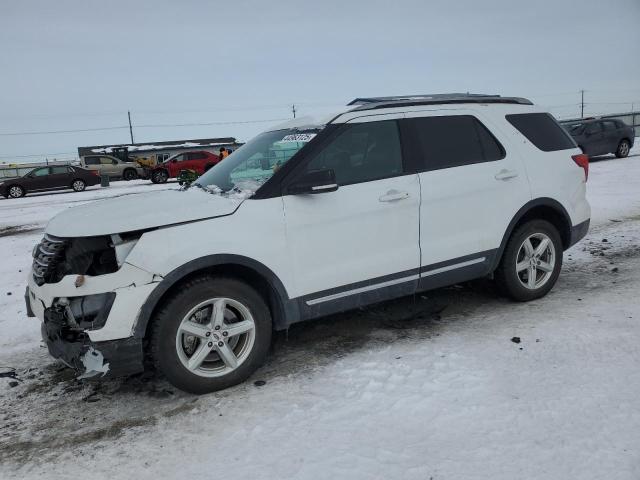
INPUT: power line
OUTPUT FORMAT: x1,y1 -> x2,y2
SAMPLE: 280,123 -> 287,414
0,117 -> 289,137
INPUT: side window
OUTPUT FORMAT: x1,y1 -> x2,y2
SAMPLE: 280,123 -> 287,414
584,122 -> 601,135
100,157 -> 113,165
602,121 -> 616,132
172,154 -> 185,162
406,115 -> 505,172
84,156 -> 100,165
50,166 -> 69,174
31,167 -> 51,177
304,120 -> 403,185
506,113 -> 576,151
189,152 -> 206,160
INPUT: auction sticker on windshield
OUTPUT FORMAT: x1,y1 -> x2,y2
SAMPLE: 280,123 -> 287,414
280,133 -> 317,142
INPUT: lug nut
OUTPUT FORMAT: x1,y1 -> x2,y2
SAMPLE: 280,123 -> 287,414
214,325 -> 221,330
205,332 -> 211,337
222,331 -> 228,337
207,342 -> 213,347
218,341 -> 224,347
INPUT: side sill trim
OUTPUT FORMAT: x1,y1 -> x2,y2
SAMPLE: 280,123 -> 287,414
421,257 -> 486,277
306,274 -> 420,306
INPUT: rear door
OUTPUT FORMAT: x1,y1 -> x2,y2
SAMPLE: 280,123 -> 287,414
582,122 -> 605,155
403,110 -> 531,285
48,166 -> 73,188
601,120 -> 619,153
282,115 -> 421,311
83,156 -> 101,175
99,157 -> 118,177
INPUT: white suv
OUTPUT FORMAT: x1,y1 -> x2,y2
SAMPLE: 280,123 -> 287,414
26,94 -> 590,393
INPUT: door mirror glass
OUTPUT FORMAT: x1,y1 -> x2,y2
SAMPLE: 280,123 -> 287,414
287,168 -> 338,195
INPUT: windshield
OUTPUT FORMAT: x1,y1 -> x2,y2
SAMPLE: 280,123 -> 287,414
194,128 -> 321,197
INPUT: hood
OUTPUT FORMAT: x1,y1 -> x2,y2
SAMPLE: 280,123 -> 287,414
46,188 -> 243,237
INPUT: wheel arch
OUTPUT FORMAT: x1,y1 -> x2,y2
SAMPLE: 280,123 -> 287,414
134,254 -> 298,340
492,198 -> 572,271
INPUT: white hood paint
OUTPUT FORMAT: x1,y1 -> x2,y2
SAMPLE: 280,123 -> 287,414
46,188 -> 243,237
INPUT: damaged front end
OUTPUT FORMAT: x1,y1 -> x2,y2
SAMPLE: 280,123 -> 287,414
28,231 -> 159,380
41,308 -> 144,378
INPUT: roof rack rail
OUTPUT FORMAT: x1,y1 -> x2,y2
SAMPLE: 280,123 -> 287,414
347,93 -> 533,110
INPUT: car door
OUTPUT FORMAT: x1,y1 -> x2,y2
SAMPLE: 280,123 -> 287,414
48,166 -> 73,188
25,167 -> 52,190
282,115 -> 421,313
402,110 -> 532,287
100,157 -> 119,177
601,120 -> 619,153
582,122 -> 605,155
83,156 -> 101,175
169,154 -> 186,176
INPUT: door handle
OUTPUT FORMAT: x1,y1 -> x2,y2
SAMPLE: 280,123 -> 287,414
494,169 -> 519,181
379,190 -> 409,202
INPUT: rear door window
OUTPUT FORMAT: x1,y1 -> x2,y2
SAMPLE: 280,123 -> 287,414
405,115 -> 505,172
506,113 -> 576,151
84,156 -> 100,165
50,166 -> 69,174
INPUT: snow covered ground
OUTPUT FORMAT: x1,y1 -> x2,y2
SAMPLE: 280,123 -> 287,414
1,147 -> 640,479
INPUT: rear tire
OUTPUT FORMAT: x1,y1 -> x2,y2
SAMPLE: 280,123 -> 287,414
123,169 -> 138,181
615,139 -> 630,158
494,220 -> 563,302
8,185 -> 25,198
150,276 -> 272,394
71,179 -> 86,192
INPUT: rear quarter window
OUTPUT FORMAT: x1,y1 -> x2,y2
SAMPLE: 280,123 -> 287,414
506,113 -> 576,152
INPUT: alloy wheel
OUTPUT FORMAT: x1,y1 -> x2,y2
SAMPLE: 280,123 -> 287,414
9,186 -> 23,198
175,298 -> 256,378
515,232 -> 556,290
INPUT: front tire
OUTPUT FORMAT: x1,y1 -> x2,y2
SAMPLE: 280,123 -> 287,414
495,220 -> 563,302
152,170 -> 168,184
8,185 -> 25,198
615,139 -> 630,158
71,179 -> 86,192
150,276 -> 272,394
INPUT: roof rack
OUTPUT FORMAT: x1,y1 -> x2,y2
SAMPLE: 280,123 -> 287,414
347,93 -> 533,111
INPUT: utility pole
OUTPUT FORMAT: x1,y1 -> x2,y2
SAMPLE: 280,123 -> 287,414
128,110 -> 135,144
292,104 -> 296,119
580,90 -> 585,119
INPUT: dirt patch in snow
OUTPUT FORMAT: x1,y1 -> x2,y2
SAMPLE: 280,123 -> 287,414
0,225 -> 42,238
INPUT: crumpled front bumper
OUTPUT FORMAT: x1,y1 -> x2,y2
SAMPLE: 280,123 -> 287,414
40,307 -> 144,378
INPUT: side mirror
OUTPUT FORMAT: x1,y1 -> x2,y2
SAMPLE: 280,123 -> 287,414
171,159 -> 178,164
287,168 -> 338,195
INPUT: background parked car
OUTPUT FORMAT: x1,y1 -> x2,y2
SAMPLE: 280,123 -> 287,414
81,155 -> 145,180
0,165 -> 99,198
561,118 -> 635,158
149,150 -> 220,183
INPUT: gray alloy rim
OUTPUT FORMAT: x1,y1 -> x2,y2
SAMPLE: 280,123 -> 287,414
619,141 -> 629,156
156,171 -> 168,182
73,180 -> 85,191
9,186 -> 23,198
175,297 -> 256,378
515,232 -> 556,290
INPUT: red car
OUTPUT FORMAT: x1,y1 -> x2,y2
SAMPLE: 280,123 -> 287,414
150,150 -> 220,183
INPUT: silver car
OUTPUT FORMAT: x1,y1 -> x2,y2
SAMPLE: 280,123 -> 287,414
80,155 -> 145,180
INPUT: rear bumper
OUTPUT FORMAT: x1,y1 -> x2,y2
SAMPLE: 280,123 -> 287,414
569,218 -> 590,248
40,307 -> 144,378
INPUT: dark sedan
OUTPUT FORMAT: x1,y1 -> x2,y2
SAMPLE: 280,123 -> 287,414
0,165 -> 100,199
561,118 -> 635,158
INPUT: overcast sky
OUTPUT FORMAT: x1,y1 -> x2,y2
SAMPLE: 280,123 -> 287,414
1,0 -> 639,163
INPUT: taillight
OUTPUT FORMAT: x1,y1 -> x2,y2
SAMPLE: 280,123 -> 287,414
572,154 -> 589,181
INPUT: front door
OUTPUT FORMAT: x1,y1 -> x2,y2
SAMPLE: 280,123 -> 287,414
282,116 -> 421,312
26,167 -> 52,190
403,110 -> 532,284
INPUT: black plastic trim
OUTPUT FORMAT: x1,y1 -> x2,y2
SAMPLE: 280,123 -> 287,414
569,219 -> 590,247
492,198 -> 574,271
134,254 -> 298,336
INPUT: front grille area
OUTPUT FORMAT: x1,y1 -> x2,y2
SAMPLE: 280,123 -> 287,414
31,234 -> 119,286
32,234 -> 69,286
